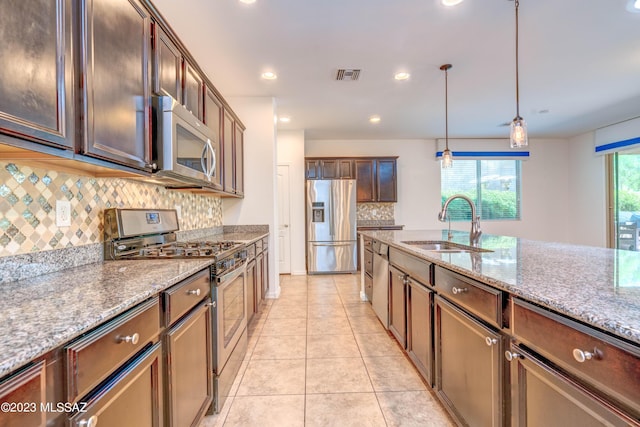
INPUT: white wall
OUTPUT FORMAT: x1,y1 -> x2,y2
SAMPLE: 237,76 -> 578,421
306,138 -> 573,243
566,132 -> 608,247
223,96 -> 280,297
276,130 -> 307,275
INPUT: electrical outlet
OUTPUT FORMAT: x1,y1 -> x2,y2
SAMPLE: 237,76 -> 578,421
56,200 -> 71,227
175,205 -> 182,220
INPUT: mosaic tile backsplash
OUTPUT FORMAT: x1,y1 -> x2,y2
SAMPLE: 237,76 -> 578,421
356,202 -> 395,221
0,162 -> 223,257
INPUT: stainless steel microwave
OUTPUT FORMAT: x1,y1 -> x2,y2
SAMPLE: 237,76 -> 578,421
153,96 -> 222,190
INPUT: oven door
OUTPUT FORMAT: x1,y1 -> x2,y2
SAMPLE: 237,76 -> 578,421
212,265 -> 247,373
153,96 -> 221,190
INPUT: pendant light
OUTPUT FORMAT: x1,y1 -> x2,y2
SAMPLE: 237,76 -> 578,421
510,0 -> 528,148
440,64 -> 453,168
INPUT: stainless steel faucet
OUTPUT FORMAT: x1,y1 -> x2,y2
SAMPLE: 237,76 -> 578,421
438,194 -> 482,246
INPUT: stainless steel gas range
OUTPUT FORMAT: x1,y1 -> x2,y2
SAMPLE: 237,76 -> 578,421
104,208 -> 247,413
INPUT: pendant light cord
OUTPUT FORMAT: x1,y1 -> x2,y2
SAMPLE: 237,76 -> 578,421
445,67 -> 449,150
515,0 -> 520,119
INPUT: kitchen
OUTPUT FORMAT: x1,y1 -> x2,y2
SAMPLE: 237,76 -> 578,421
1,0 -> 640,426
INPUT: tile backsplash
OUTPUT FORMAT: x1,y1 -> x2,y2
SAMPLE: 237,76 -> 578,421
0,162 -> 223,257
356,202 -> 395,221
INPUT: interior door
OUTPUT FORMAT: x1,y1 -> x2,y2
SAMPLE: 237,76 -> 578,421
277,164 -> 291,274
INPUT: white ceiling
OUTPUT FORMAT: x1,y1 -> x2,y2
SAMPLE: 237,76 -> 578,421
151,0 -> 640,140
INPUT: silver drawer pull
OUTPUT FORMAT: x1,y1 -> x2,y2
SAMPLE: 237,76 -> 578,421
485,337 -> 498,346
452,286 -> 468,295
78,415 -> 98,427
117,333 -> 139,345
187,288 -> 201,296
572,348 -> 594,363
505,351 -> 521,361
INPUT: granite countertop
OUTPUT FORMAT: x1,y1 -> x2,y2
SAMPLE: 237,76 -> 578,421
189,231 -> 268,245
359,229 -> 640,346
0,258 -> 213,378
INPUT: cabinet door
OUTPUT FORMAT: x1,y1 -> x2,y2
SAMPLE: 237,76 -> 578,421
153,24 -> 182,100
0,0 -> 74,149
165,302 -> 213,427
69,342 -> 163,427
435,296 -> 505,427
263,248 -> 270,298
183,60 -> 203,121
204,87 -> 222,139
255,252 -> 264,309
0,362 -> 46,427
376,159 -> 397,202
81,0 -> 152,170
407,278 -> 433,385
246,260 -> 256,324
222,109 -> 235,193
305,160 -> 321,180
508,345 -> 636,427
320,159 -> 339,179
355,160 -> 376,202
234,123 -> 244,196
388,265 -> 406,348
338,159 -> 355,179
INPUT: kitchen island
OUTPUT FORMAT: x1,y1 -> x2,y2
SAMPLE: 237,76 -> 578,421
359,229 -> 640,426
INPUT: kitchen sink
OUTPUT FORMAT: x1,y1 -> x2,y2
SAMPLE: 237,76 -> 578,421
401,240 -> 493,253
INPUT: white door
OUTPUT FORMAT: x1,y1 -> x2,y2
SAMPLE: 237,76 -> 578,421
277,164 -> 291,274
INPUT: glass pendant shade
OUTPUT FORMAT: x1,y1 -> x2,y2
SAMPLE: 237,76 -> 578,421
442,148 -> 453,168
510,116 -> 528,148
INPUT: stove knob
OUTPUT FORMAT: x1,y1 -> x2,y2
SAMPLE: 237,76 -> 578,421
117,244 -> 127,251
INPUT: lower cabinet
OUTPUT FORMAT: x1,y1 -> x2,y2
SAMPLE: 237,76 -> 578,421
69,342 -> 163,427
255,251 -> 264,309
164,302 -> 212,427
389,265 -> 407,348
0,361 -> 46,427
246,258 -> 256,324
507,344 -> 637,427
406,277 -> 433,386
435,295 -> 505,427
262,244 -> 270,299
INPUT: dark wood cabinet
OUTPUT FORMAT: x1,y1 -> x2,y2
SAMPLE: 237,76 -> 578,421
0,0 -> 75,150
435,295 -> 505,427
153,24 -> 182,100
80,0 -> 152,171
305,158 -> 355,180
246,259 -> 256,324
0,361 -> 46,427
222,109 -> 235,194
508,345 -> 636,427
389,265 -> 407,348
183,60 -> 204,121
355,160 -> 376,201
407,277 -> 434,386
305,160 -> 321,180
255,251 -> 265,308
234,123 -> 244,197
376,158 -> 397,202
204,87 -> 222,141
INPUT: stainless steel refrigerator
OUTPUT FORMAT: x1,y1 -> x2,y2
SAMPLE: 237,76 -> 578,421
306,179 -> 357,273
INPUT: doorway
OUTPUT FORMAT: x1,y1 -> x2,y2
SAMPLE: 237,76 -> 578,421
608,152 -> 640,251
277,164 -> 292,273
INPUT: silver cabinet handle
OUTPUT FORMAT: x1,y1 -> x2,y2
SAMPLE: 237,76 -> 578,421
187,288 -> 201,296
78,415 -> 98,427
505,351 -> 521,361
485,337 -> 498,346
452,287 -> 468,295
572,348 -> 594,363
117,333 -> 139,345
207,138 -> 216,178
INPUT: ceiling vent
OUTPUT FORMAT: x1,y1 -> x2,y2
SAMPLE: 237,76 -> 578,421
336,69 -> 361,81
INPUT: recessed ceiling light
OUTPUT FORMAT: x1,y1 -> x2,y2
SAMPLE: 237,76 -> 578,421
369,115 -> 381,124
279,116 -> 291,123
441,0 -> 464,6
261,71 -> 277,80
394,72 -> 410,81
627,0 -> 640,12
239,0 -> 256,4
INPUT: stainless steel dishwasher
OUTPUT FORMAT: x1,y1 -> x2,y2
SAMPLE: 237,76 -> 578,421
372,239 -> 389,329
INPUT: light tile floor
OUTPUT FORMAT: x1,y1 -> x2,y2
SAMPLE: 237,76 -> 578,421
199,274 -> 454,427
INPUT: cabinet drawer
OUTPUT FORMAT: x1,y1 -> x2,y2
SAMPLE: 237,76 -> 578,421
512,299 -> 640,417
364,249 -> 373,276
246,243 -> 256,261
262,237 -> 269,250
65,297 -> 160,402
362,236 -> 373,250
164,269 -> 210,326
434,266 -> 502,328
389,247 -> 432,288
255,239 -> 263,253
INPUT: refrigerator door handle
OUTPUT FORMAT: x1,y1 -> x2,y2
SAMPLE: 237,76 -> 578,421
311,242 -> 354,247
328,181 -> 335,237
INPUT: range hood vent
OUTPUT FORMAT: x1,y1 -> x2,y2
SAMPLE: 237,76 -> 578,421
336,69 -> 361,81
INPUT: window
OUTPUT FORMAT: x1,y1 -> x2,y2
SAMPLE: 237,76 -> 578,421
441,159 -> 521,221
609,152 -> 640,251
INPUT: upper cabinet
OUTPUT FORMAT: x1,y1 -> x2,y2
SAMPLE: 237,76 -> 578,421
355,160 -> 375,201
234,122 -> 244,197
183,60 -> 204,122
79,0 -> 152,171
153,24 -> 182,101
221,108 -> 244,197
306,158 -> 355,180
0,0 -> 75,149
